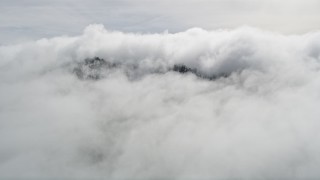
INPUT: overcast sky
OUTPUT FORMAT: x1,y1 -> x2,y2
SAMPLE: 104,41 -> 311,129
1,0 -> 320,44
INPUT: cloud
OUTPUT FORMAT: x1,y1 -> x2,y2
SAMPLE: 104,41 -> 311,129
1,24 -> 320,178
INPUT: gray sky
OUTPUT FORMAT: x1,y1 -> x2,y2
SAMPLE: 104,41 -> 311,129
1,0 -> 320,44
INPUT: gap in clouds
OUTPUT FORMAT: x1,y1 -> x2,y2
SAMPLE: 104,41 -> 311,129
72,56 -> 229,81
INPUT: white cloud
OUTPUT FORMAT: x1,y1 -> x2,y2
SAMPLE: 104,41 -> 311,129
1,24 -> 320,178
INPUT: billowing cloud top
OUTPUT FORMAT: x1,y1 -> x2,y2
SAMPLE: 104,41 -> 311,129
1,25 -> 320,178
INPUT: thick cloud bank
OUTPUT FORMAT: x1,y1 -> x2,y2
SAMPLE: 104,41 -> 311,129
1,24 -> 320,179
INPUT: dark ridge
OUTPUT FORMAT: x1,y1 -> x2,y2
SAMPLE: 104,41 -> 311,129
84,57 -> 108,69
173,64 -> 195,74
73,57 -> 229,81
73,57 -> 116,80
172,64 -> 228,80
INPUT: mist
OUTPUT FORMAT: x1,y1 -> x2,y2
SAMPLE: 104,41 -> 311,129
1,24 -> 320,178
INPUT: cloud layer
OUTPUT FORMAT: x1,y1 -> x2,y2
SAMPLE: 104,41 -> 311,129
1,24 -> 320,178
